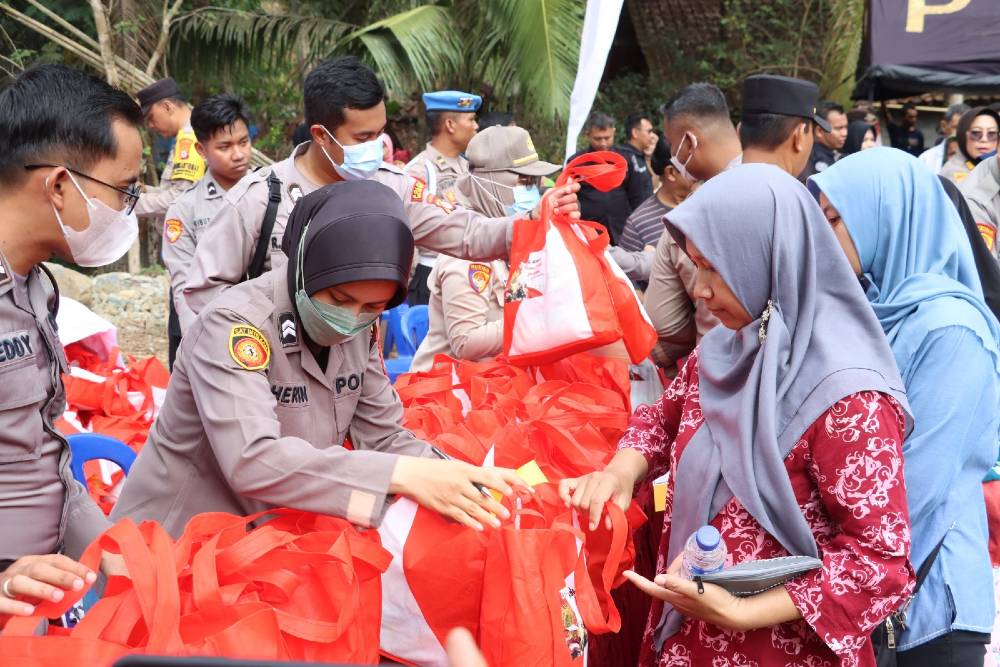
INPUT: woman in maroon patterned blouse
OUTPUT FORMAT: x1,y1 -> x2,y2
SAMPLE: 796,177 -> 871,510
561,164 -> 915,667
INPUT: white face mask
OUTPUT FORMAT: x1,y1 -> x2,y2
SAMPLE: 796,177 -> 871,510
670,132 -> 698,183
48,171 -> 138,268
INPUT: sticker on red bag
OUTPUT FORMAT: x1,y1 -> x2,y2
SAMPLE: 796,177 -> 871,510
504,253 -> 544,303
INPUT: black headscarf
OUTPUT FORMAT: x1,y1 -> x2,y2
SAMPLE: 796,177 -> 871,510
956,106 -> 1000,164
938,175 -> 1000,320
842,120 -> 873,156
280,180 -> 414,310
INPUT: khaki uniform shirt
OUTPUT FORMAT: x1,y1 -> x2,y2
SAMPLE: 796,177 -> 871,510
644,229 -> 720,371
0,252 -> 109,561
404,143 -> 469,267
111,269 -> 432,538
939,153 -> 977,187
162,174 -> 227,334
959,156 -> 1000,259
183,143 -> 513,315
412,257 -> 508,372
135,124 -> 207,218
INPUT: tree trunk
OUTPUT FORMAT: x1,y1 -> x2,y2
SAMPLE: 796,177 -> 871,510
819,0 -> 865,106
146,0 -> 184,77
87,0 -> 120,86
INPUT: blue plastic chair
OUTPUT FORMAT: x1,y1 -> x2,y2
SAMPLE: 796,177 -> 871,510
382,303 -> 412,357
384,356 -> 413,384
402,305 -> 429,352
67,433 -> 136,487
64,433 -> 137,624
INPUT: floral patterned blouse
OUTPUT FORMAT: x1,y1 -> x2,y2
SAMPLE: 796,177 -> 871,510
622,350 -> 914,667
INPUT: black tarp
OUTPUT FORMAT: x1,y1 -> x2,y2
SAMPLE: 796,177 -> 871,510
854,0 -> 1000,100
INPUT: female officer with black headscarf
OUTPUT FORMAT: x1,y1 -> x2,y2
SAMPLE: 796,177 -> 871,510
113,180 -> 525,536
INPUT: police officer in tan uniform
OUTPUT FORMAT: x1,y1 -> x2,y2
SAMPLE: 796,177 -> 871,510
960,152 -> 1000,259
182,57 -> 579,316
134,78 -> 207,217
412,125 -> 558,371
113,181 -> 526,536
0,64 -> 143,616
162,94 -> 253,368
404,90 -> 481,305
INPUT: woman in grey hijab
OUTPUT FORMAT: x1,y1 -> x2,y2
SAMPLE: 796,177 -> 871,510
560,164 -> 914,666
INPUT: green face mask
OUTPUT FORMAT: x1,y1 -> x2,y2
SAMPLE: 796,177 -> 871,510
293,222 -> 380,346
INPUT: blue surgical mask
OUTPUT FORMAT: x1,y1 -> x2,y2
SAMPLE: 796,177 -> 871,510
471,174 -> 540,217
320,127 -> 383,181
509,184 -> 541,215
293,221 -> 379,346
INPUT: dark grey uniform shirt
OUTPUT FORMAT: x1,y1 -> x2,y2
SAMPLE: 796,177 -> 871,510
0,251 -> 109,561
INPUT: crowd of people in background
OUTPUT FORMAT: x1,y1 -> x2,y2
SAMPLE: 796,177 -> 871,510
2,53 -> 1000,667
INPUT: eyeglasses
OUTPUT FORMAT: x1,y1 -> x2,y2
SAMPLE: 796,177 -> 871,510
967,129 -> 999,143
24,163 -> 141,215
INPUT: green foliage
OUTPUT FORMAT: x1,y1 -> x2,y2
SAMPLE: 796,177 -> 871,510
692,0 -> 829,108
167,0 -> 582,160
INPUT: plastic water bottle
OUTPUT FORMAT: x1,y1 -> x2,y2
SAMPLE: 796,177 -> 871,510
680,525 -> 727,580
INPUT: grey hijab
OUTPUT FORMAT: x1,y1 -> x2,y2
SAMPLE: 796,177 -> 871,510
654,163 -> 910,647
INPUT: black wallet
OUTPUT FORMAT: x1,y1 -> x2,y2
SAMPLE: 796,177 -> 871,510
695,555 -> 822,597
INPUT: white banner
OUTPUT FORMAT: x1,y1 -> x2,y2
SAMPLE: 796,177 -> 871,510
564,0 -> 625,162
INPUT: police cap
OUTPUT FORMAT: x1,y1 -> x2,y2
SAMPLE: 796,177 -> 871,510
422,90 -> 482,113
137,77 -> 183,117
742,75 -> 831,133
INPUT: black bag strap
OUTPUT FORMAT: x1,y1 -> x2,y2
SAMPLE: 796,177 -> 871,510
246,171 -> 282,281
912,523 -> 953,596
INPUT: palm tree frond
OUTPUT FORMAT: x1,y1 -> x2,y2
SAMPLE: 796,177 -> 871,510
174,8 -> 352,69
346,5 -> 462,92
490,0 -> 584,120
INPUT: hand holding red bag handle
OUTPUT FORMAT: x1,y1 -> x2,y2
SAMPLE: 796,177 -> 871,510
528,177 -> 581,221
559,448 -> 650,531
0,554 -> 97,619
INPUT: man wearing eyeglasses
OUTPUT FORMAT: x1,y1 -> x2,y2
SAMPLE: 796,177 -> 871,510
133,77 -> 206,218
0,63 -> 143,616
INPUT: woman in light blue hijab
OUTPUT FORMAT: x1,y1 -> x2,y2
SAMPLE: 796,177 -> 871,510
812,146 -> 1000,667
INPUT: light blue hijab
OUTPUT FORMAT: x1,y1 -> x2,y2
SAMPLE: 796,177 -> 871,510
810,147 -> 1000,376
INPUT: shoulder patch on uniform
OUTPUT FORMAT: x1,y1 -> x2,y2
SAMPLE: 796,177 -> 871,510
426,192 -> 455,214
229,324 -> 270,371
288,183 -> 304,203
278,313 -> 298,347
164,218 -> 183,243
411,179 -> 426,202
977,222 -> 997,251
177,136 -> 193,161
468,263 -> 491,294
0,257 -> 9,286
206,181 -> 219,197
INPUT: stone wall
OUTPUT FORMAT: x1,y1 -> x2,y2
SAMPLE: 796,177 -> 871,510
45,263 -> 170,365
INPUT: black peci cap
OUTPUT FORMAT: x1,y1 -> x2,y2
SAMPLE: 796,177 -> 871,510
137,77 -> 182,117
742,75 -> 831,133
